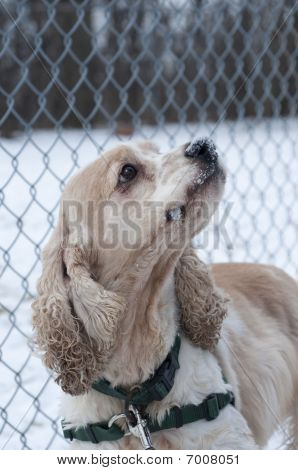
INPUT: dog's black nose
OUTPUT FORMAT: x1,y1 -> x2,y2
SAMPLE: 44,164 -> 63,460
185,138 -> 218,165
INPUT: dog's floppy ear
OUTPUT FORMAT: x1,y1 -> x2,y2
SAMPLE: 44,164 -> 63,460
175,246 -> 228,350
32,226 -> 126,396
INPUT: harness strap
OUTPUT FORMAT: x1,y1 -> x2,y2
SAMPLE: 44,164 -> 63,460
92,336 -> 181,406
62,390 -> 234,444
63,422 -> 123,444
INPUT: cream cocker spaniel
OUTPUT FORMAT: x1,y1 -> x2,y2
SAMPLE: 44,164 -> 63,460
32,139 -> 298,449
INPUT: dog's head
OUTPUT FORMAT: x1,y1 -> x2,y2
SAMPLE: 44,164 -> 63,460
69,138 -> 225,260
32,138 -> 227,395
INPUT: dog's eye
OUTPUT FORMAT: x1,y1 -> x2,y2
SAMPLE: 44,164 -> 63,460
118,164 -> 137,184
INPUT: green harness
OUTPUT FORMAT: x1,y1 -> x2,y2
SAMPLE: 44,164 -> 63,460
62,336 -> 234,448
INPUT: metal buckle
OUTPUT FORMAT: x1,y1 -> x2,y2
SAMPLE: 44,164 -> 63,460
108,413 -> 131,436
108,406 -> 155,449
126,405 -> 155,450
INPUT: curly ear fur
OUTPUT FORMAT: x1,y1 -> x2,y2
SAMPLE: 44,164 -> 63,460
175,247 -> 228,350
32,229 -> 126,396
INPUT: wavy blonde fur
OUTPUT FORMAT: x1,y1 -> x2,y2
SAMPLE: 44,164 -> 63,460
32,226 -> 126,395
175,246 -> 228,350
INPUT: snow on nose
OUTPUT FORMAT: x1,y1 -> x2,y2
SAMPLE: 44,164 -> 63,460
185,137 -> 218,165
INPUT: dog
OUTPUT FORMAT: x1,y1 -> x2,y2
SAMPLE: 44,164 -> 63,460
32,139 -> 298,449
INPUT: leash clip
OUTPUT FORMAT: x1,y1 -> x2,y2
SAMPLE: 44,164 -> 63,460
126,404 -> 155,450
108,413 -> 131,436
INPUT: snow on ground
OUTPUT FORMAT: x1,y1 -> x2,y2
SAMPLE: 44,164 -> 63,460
0,118 -> 297,449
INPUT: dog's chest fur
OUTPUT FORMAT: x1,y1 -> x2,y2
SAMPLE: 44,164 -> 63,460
60,337 -> 255,449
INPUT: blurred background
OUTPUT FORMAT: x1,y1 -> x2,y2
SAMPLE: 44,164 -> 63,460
0,0 -> 297,449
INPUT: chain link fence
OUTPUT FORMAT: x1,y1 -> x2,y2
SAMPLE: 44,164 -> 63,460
0,0 -> 297,449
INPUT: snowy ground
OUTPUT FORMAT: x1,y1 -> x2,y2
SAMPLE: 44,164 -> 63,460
0,118 -> 297,449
